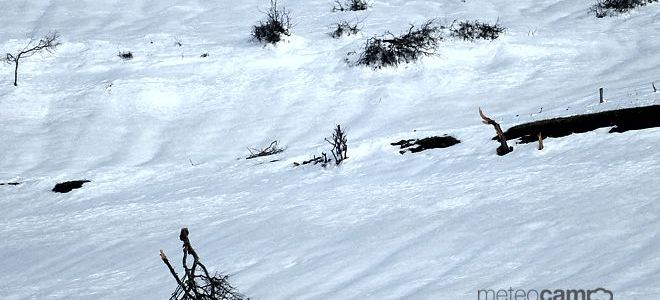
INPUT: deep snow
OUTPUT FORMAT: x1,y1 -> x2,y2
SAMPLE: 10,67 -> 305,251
1,0 -> 659,299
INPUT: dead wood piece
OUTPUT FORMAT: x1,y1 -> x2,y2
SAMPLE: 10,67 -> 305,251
479,108 -> 513,156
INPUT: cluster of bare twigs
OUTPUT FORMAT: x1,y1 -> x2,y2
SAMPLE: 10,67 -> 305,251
160,228 -> 247,300
325,125 -> 348,165
118,51 -> 134,60
450,20 -> 505,41
294,125 -> 348,167
353,20 -> 441,68
330,21 -> 362,38
252,0 -> 291,44
592,0 -> 658,17
247,140 -> 284,159
332,0 -> 369,11
293,152 -> 330,167
4,32 -> 60,86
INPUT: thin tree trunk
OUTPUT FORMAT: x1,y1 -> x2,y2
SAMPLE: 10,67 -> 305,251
13,59 -> 19,86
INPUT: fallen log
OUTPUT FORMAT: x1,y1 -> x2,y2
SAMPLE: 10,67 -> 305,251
501,104 -> 660,143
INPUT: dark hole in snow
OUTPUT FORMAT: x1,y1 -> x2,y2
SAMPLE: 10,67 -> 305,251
498,105 -> 660,144
391,135 -> 461,154
52,180 -> 91,193
0,182 -> 21,186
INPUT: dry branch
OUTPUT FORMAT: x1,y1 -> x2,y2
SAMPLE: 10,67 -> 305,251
247,140 -> 284,159
160,228 -> 246,300
479,107 -> 513,156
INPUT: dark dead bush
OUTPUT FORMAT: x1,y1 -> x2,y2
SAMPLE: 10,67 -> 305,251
330,21 -> 361,38
450,20 -> 505,41
333,0 -> 369,11
247,140 -> 285,159
294,125 -> 348,167
352,20 -> 441,68
592,0 -> 658,17
160,228 -> 247,300
118,51 -> 133,60
252,0 -> 292,44
326,125 -> 348,165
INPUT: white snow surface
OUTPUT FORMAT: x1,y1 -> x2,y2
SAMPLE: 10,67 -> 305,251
1,0 -> 659,299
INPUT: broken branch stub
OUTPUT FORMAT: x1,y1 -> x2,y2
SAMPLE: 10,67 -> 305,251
479,107 -> 513,156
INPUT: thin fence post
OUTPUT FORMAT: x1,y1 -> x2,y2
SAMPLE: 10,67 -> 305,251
599,88 -> 604,103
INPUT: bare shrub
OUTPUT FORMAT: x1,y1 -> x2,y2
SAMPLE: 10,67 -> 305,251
252,0 -> 292,44
592,0 -> 658,17
351,20 -> 441,68
294,125 -> 348,167
160,228 -> 247,300
333,0 -> 369,11
118,51 -> 133,60
450,20 -> 505,41
247,140 -> 285,159
326,125 -> 348,165
330,21 -> 361,38
4,32 -> 60,86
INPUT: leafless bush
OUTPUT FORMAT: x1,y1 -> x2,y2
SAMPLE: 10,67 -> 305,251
592,0 -> 658,17
247,140 -> 285,159
118,51 -> 133,60
252,0 -> 292,44
326,125 -> 348,165
294,125 -> 348,167
351,20 -> 441,68
450,20 -> 505,41
160,228 -> 247,300
330,21 -> 361,38
333,0 -> 369,11
4,32 -> 61,86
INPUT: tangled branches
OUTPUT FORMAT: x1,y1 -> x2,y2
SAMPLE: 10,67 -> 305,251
330,21 -> 361,38
160,228 -> 247,300
353,20 -> 441,68
325,125 -> 348,165
294,125 -> 348,167
252,0 -> 292,44
592,0 -> 658,17
247,140 -> 284,159
450,20 -> 505,41
333,0 -> 369,11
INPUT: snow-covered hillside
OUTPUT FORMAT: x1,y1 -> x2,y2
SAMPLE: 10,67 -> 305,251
1,0 -> 659,299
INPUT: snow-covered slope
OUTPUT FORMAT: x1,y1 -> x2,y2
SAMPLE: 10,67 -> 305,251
1,0 -> 659,299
